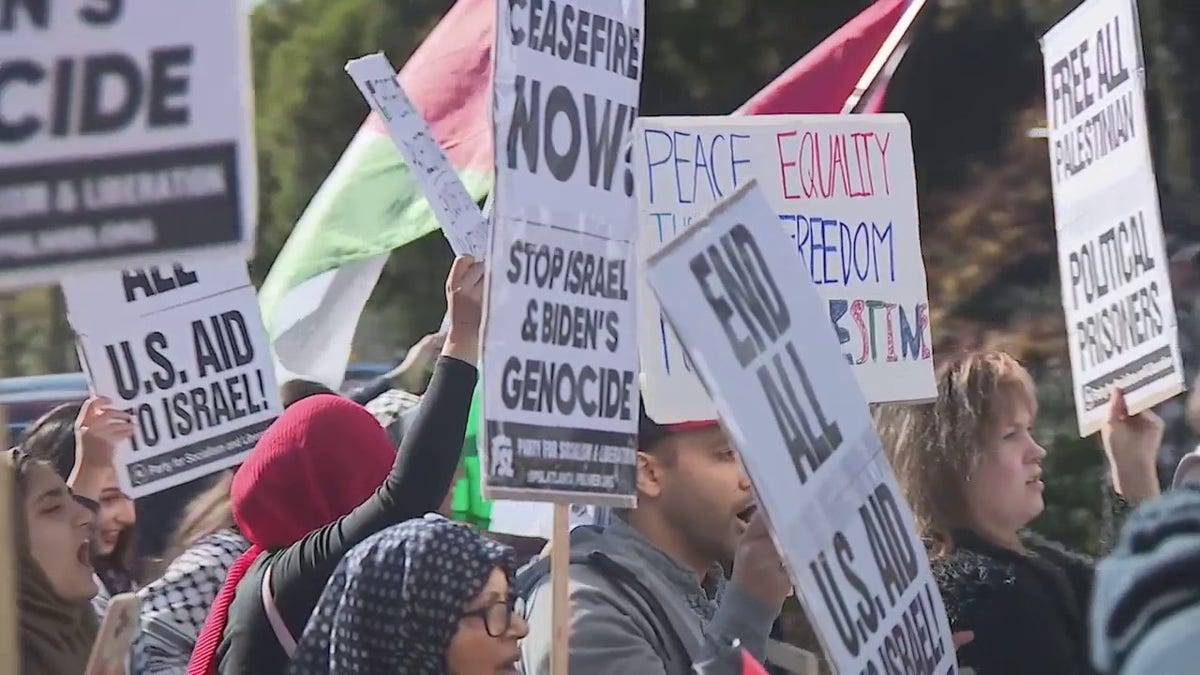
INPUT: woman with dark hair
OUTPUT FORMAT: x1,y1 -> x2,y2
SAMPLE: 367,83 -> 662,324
21,399 -> 140,607
134,470 -> 249,674
6,397 -> 134,674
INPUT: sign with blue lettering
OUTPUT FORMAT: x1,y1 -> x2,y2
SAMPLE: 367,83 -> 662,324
0,0 -> 256,290
634,114 -> 934,424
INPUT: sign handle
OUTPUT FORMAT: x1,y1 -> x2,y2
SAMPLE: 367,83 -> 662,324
550,502 -> 571,675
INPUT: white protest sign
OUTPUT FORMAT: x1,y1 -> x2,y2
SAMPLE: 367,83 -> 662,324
633,115 -> 935,424
482,0 -> 644,506
345,53 -> 488,258
1042,0 -> 1184,435
0,1 -> 256,290
646,180 -> 956,675
1042,0 -> 1147,224
62,257 -> 281,497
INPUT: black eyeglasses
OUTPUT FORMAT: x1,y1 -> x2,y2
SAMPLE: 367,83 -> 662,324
462,595 -> 526,638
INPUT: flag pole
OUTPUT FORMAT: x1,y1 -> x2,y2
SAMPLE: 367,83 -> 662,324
842,0 -> 930,114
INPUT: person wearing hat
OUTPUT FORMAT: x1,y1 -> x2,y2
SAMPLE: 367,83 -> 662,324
517,404 -> 791,675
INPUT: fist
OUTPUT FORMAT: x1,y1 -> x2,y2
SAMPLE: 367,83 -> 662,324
730,510 -> 792,611
74,397 -> 135,470
444,255 -> 485,343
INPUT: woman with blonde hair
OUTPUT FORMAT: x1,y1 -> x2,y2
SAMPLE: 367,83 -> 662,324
875,350 -> 1163,674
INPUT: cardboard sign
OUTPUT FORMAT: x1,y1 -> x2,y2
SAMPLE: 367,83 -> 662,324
633,114 -> 935,424
1042,0 -> 1184,435
482,0 -> 644,506
345,53 -> 488,258
62,256 -> 281,497
645,180 -> 956,675
0,1 -> 256,290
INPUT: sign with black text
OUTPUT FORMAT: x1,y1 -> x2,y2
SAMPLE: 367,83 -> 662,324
646,181 -> 956,675
345,52 -> 488,258
0,1 -> 256,290
482,0 -> 644,506
1042,0 -> 1184,435
62,257 -> 280,497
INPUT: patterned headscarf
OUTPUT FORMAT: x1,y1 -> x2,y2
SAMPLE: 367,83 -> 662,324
290,516 -> 516,674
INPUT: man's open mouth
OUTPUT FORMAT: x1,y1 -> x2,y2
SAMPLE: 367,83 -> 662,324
736,504 -> 758,524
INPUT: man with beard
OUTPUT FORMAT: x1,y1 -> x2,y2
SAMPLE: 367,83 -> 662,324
518,404 -> 791,674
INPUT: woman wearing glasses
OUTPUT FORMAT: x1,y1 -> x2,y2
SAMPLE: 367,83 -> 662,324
290,515 -> 528,674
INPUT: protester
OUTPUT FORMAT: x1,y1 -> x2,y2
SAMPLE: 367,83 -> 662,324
1090,486 -> 1200,674
348,330 -> 446,404
875,350 -> 1164,674
290,515 -> 525,673
6,395 -> 134,674
20,400 -> 140,604
134,471 -> 250,675
517,404 -> 791,674
187,255 -> 483,675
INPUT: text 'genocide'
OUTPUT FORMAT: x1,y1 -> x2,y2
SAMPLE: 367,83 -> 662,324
640,128 -> 893,206
691,222 -> 843,485
1,1 -> 193,143
810,482 -> 950,675
1069,211 -> 1165,370
1047,14 -> 1136,182
503,239 -> 634,421
103,310 -> 269,450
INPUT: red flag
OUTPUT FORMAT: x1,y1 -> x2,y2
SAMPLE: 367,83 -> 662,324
737,0 -> 911,115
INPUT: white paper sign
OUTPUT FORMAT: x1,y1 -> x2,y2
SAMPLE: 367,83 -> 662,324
345,53 -> 488,258
0,1 -> 257,290
633,114 -> 935,424
482,0 -> 644,506
646,180 -> 956,675
1042,0 -> 1184,435
63,257 -> 281,497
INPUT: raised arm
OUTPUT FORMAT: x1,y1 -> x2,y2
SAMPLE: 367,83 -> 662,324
269,256 -> 484,623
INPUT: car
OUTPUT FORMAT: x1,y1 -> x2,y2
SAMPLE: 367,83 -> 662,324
0,362 -> 397,443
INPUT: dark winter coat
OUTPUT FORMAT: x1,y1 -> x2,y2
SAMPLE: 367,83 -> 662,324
933,529 -> 1096,675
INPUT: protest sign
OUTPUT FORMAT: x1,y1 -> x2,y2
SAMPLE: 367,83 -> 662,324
1042,0 -> 1184,435
482,0 -> 644,506
646,180 -> 956,675
345,53 -> 488,258
0,1 -> 256,290
62,257 -> 280,497
634,114 -> 935,424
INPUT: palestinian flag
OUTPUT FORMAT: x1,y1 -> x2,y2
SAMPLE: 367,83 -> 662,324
259,0 -> 493,389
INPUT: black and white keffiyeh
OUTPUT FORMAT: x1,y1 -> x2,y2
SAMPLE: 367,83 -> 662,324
290,515 -> 516,674
132,528 -> 249,673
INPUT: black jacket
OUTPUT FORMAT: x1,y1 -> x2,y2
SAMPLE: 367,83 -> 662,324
933,530 -> 1095,675
214,357 -> 477,674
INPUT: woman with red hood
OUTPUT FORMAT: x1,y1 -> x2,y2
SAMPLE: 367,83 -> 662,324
188,256 -> 484,675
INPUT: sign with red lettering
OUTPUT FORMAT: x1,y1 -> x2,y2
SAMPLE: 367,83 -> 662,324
0,0 -> 255,290
633,114 -> 934,423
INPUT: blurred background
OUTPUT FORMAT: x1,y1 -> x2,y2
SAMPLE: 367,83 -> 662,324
2,0 -> 1200,553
